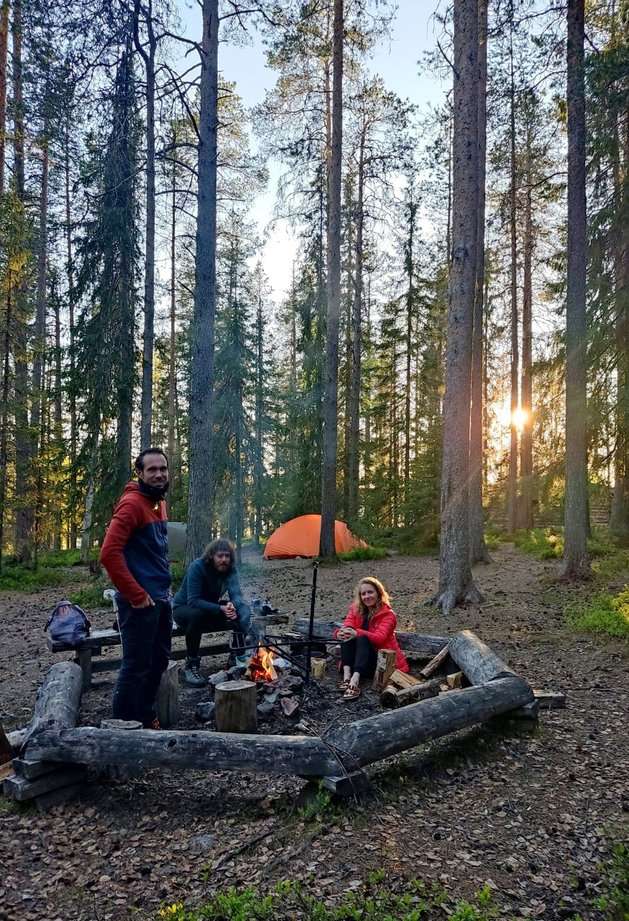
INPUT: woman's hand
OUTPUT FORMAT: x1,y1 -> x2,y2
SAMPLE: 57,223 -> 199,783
337,626 -> 357,641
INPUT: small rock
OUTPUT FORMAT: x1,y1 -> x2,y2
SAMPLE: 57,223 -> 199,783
189,833 -> 216,854
195,701 -> 215,722
208,670 -> 229,687
280,697 -> 300,717
257,700 -> 275,718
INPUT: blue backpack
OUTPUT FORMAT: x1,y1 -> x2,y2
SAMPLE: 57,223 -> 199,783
45,599 -> 91,646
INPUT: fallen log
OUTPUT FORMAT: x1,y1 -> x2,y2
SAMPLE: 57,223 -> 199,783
533,690 -> 566,710
22,661 -> 83,747
447,630 -> 514,685
293,619 -> 448,658
325,676 -> 534,770
25,727 -> 343,777
381,677 -> 441,709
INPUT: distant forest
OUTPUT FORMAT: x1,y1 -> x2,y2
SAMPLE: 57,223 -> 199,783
0,0 -> 627,604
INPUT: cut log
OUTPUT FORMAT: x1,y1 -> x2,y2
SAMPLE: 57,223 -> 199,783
22,661 -> 83,746
325,676 -> 534,770
156,661 -> 180,728
4,766 -> 87,802
100,719 -> 143,731
388,669 -> 420,689
381,678 -> 441,709
372,649 -> 396,692
447,630 -> 514,685
214,680 -> 258,733
12,758 -> 60,781
533,690 -> 566,710
419,645 -> 450,680
26,727 -> 342,777
0,722 -> 12,764
293,618 -> 448,657
6,727 -> 28,753
446,671 -> 463,689
321,770 -> 370,797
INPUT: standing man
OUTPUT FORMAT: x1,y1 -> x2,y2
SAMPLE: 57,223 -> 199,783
100,448 -> 171,728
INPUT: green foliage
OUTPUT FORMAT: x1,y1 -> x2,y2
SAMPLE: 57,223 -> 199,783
512,527 -> 564,559
337,546 -> 388,562
0,563 -> 67,592
566,589 -> 629,639
68,581 -> 110,610
593,844 -> 629,920
155,878 -> 500,921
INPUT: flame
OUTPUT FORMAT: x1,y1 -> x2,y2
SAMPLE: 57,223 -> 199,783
247,646 -> 278,683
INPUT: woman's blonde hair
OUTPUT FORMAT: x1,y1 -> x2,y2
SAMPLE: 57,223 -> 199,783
353,576 -> 390,619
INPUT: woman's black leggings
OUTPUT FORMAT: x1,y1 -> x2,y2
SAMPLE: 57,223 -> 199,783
173,604 -> 246,658
340,635 -> 377,678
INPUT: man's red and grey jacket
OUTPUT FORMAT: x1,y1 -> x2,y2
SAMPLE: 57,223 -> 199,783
100,482 -> 171,607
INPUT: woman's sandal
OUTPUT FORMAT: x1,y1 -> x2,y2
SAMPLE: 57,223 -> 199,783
343,685 -> 361,700
337,678 -> 350,690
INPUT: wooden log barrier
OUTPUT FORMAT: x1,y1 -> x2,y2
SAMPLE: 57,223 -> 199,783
447,630 -> 514,685
25,727 -> 343,777
22,661 -> 83,747
293,618 -> 448,658
325,676 -> 534,770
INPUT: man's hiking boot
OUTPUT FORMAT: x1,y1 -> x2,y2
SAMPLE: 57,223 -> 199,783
182,657 -> 207,687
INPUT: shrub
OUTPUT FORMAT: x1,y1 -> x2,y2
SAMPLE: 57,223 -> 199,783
566,589 -> 629,639
337,546 -> 388,562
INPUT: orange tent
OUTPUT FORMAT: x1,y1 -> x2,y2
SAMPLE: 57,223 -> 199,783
263,514 -> 366,559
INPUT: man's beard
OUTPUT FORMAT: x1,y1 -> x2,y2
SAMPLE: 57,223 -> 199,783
138,479 -> 169,501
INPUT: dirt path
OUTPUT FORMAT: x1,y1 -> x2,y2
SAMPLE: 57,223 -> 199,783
0,546 -> 627,921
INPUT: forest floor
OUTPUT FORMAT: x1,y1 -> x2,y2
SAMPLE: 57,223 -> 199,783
0,545 -> 627,921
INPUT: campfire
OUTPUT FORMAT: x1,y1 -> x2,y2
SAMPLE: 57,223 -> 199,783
247,646 -> 278,683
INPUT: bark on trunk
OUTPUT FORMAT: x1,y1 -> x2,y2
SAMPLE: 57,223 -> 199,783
519,130 -> 534,530
507,21 -> 519,535
186,0 -> 219,562
320,0 -> 343,558
0,0 -> 8,195
22,662 -> 83,747
436,0 -> 482,613
65,121 -> 78,548
562,0 -> 590,579
134,0 -> 157,449
31,137 -> 48,444
347,138 -> 364,522
469,0 -> 490,564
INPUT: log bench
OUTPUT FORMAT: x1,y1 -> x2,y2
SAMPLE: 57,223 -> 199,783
48,613 -> 290,690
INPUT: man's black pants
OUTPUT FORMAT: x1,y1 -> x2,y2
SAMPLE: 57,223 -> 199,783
172,604 -> 247,658
113,597 -> 172,726
340,635 -> 377,678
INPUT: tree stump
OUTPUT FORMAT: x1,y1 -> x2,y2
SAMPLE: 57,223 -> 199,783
215,680 -> 258,733
157,661 -> 180,728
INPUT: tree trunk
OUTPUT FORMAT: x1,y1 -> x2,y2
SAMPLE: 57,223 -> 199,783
347,138 -> 364,523
53,279 -> 63,550
12,0 -> 32,562
186,0 -> 219,562
167,129 -> 179,505
609,112 -> 629,538
320,0 -> 343,558
0,271 -> 11,571
31,136 -> 48,445
64,120 -> 78,549
519,128 -> 534,530
469,0 -> 490,564
562,0 -> 590,579
507,17 -> 519,535
254,268 -> 264,545
404,184 -> 417,527
134,0 -> 157,449
0,0 -> 8,195
435,0 -> 482,614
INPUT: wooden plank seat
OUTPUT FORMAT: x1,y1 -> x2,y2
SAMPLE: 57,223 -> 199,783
48,614 -> 290,689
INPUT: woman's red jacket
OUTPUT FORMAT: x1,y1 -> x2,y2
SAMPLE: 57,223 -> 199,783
334,603 -> 409,672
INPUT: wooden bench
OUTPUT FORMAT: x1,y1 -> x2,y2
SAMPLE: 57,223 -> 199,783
47,613 -> 290,689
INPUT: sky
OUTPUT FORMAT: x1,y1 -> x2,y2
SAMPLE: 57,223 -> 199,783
176,1 -> 449,300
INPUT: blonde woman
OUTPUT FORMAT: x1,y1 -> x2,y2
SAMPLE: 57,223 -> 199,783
335,577 -> 409,700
